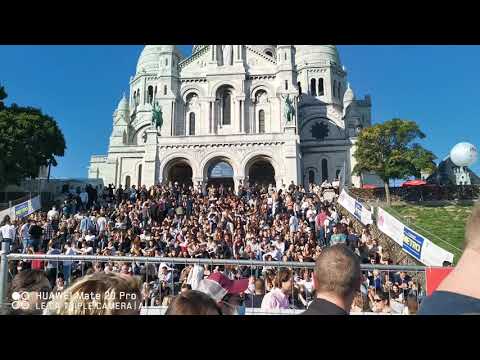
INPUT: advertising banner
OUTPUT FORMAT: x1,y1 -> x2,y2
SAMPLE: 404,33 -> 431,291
0,196 -> 42,221
15,201 -> 31,219
337,190 -> 373,225
377,207 -> 454,266
402,227 -> 425,261
376,207 -> 404,247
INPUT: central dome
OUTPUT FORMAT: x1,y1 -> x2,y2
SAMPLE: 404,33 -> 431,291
136,45 -> 181,74
295,45 -> 341,66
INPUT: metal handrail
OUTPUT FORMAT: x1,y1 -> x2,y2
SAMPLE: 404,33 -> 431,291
5,253 -> 427,272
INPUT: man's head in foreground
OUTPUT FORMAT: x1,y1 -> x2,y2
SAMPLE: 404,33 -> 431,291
312,244 -> 361,313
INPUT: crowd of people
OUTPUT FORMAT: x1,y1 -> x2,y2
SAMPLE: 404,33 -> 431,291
1,179 -> 424,315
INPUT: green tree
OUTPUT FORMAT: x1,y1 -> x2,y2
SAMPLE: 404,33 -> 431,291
0,85 -> 6,110
353,118 -> 436,205
0,85 -> 66,189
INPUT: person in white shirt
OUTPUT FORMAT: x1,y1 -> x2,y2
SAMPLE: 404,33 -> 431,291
47,206 -> 59,222
289,211 -> 299,234
301,200 -> 309,215
274,237 -> 285,255
158,263 -> 174,293
330,208 -> 339,223
306,207 -> 316,226
20,219 -> 31,252
96,214 -> 107,234
1,215 -> 16,250
263,245 -> 282,262
84,230 -> 96,244
186,264 -> 204,290
63,241 -> 78,285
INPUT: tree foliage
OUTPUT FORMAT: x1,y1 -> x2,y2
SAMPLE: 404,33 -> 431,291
353,118 -> 436,203
0,84 -> 66,189
0,85 -> 6,110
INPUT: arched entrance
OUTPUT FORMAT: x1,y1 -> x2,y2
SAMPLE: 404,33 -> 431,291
165,158 -> 193,186
206,159 -> 234,190
247,157 -> 276,187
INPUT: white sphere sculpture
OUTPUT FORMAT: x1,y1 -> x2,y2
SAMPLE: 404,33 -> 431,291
450,142 -> 478,167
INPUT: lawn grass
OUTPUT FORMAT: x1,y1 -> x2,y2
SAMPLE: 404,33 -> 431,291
386,203 -> 473,264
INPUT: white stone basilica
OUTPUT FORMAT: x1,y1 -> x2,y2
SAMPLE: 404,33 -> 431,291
88,45 -> 373,190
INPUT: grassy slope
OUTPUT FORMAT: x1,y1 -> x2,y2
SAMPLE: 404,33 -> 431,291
387,204 -> 473,263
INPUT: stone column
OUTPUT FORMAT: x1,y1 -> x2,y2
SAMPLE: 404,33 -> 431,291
349,139 -> 361,188
143,129 -> 159,187
239,100 -> 243,133
251,101 -> 256,134
233,176 -> 243,194
185,109 -> 190,136
283,136 -> 301,185
215,100 -> 220,134
232,99 -> 237,133
171,101 -> 175,136
208,101 -> 212,134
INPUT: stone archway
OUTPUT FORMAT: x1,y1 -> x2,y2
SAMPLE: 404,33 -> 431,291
245,155 -> 276,187
163,158 -> 193,186
203,156 -> 235,192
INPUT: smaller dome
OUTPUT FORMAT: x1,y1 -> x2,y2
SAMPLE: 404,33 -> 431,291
117,93 -> 129,111
343,83 -> 355,103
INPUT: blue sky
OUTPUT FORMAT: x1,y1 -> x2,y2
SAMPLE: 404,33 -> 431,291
0,45 -> 479,178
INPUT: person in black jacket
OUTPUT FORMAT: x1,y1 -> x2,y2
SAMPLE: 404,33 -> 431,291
28,220 -> 43,252
302,244 -> 361,315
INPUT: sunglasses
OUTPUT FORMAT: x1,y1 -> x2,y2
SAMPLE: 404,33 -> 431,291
374,298 -> 382,302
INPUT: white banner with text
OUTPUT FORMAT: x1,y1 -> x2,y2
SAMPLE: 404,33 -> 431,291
337,190 -> 373,225
376,207 -> 454,266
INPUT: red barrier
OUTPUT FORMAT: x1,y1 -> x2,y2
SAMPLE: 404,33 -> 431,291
426,267 -> 454,296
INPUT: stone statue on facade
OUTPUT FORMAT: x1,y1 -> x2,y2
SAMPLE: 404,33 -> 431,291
222,45 -> 233,66
281,94 -> 296,123
152,101 -> 163,133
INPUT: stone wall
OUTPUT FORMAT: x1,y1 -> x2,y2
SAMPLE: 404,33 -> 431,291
350,185 -> 480,203
338,206 -> 420,267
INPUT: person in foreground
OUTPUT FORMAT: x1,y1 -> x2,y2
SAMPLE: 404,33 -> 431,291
196,272 -> 248,315
302,244 -> 360,315
165,290 -> 222,315
418,202 -> 480,315
6,269 -> 52,315
44,272 -> 143,315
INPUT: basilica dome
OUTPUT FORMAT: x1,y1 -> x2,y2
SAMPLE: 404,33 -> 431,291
295,45 -> 341,66
116,94 -> 129,111
136,45 -> 181,74
343,83 -> 355,103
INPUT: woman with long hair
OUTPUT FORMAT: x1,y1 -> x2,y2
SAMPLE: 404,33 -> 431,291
261,268 -> 293,311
